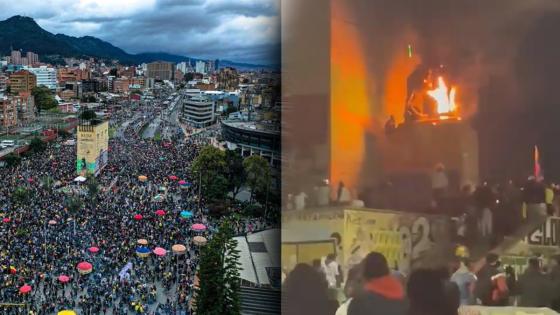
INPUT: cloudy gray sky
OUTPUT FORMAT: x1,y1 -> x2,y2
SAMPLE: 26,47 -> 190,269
0,0 -> 280,65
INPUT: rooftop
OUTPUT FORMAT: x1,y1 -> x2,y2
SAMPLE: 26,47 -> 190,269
222,120 -> 280,135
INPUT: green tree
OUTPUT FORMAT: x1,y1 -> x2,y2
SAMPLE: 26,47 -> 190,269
29,137 -> 46,153
4,153 -> 21,167
222,222 -> 242,314
57,129 -> 71,138
225,150 -> 245,197
65,196 -> 83,213
12,186 -> 29,205
86,175 -> 100,204
79,108 -> 97,121
195,220 -> 241,315
243,155 -> 271,203
225,105 -> 238,116
192,145 -> 228,202
32,86 -> 58,111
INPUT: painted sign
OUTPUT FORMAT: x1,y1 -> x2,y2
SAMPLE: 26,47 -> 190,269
77,121 -> 109,176
282,208 -> 450,275
527,217 -> 560,247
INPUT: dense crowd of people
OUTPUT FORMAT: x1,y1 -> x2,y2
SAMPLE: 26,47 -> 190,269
283,250 -> 560,315
0,100 -> 271,314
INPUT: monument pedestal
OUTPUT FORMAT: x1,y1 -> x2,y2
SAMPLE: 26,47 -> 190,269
383,120 -> 478,186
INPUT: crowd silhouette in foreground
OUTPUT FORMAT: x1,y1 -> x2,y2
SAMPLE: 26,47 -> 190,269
283,250 -> 560,315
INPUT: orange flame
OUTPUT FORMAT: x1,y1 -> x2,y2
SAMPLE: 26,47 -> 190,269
427,76 -> 457,114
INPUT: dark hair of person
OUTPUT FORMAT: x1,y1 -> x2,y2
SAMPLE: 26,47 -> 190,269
362,251 -> 390,280
283,263 -> 338,315
408,268 -> 459,315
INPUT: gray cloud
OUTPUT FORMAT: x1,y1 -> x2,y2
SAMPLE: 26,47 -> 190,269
0,0 -> 279,65
205,1 -> 278,17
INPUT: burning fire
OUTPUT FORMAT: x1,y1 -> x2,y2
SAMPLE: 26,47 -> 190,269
427,77 -> 457,115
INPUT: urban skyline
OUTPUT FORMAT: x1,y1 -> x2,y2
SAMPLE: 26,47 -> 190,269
0,0 -> 280,66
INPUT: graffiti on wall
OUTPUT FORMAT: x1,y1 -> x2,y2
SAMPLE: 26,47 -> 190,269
282,209 -> 450,275
343,210 -> 449,275
526,217 -> 560,247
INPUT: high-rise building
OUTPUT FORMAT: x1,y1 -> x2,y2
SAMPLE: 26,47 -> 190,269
21,57 -> 28,66
206,60 -> 216,74
177,62 -> 188,73
26,52 -> 39,66
195,61 -> 206,74
113,77 -> 131,93
9,70 -> 37,94
13,92 -> 35,123
0,96 -> 18,128
10,50 -> 21,65
146,62 -> 175,81
82,80 -> 100,93
57,67 -> 80,85
27,66 -> 58,90
182,96 -> 215,127
0,74 -> 8,92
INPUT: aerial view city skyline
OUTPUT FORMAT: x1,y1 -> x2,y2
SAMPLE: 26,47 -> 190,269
0,0 -> 280,66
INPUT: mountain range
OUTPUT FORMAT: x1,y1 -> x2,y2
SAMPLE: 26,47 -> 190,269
0,15 -> 276,70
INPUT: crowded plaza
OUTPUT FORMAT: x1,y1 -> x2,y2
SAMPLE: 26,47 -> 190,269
0,98 -> 273,314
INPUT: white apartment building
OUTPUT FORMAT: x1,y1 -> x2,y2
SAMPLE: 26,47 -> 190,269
177,62 -> 188,73
27,66 -> 58,90
195,60 -> 206,74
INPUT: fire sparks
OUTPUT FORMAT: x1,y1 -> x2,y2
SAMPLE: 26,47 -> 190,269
427,76 -> 457,115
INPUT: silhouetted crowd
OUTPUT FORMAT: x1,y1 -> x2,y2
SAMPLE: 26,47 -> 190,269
283,251 -> 560,315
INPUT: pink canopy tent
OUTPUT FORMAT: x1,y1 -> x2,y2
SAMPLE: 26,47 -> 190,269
58,275 -> 70,283
77,262 -> 92,275
191,223 -> 206,232
153,247 -> 167,256
168,175 -> 178,181
19,285 -> 32,294
2,218 -> 10,223
155,209 -> 166,216
134,214 -> 143,221
88,246 -> 99,254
